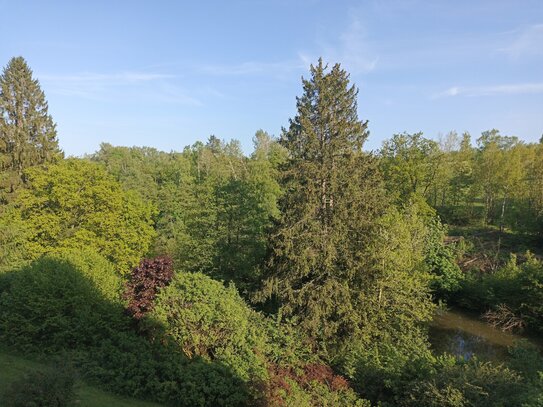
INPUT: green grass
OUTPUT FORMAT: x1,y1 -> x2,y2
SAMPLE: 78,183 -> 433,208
0,350 -> 162,407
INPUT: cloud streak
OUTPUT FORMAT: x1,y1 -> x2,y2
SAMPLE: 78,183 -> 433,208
500,23 -> 543,59
300,16 -> 379,75
200,13 -> 379,79
38,71 -> 202,106
435,83 -> 543,98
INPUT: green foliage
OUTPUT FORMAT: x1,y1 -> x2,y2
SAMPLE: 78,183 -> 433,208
91,143 -> 162,202
379,129 -> 543,234
13,158 -> 155,272
148,272 -> 268,382
341,344 -> 541,407
0,205 -> 32,274
177,135 -> 283,292
264,365 -> 370,406
421,209 -> 464,298
338,333 -> 436,405
0,249 -> 124,353
93,133 -> 283,294
458,253 -> 543,333
1,361 -> 76,407
0,57 -> 62,200
0,248 -> 252,406
507,341 -> 543,384
49,248 -> 124,303
380,132 -> 441,203
356,202 -> 436,348
79,332 -> 251,407
260,60 -> 393,349
405,357 -> 532,407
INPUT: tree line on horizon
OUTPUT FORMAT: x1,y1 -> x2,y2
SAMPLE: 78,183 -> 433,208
0,56 -> 542,406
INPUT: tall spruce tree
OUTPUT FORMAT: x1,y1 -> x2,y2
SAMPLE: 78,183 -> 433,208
0,57 -> 61,198
259,60 -> 388,346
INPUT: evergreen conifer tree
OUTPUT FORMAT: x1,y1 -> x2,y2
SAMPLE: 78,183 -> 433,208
0,56 -> 61,197
259,60 -> 388,346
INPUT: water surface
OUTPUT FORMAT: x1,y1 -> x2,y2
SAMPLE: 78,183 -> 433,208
429,308 -> 541,361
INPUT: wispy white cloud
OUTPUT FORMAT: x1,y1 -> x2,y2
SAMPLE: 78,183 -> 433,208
435,83 -> 543,98
200,13 -> 378,79
38,71 -> 202,106
303,15 -> 379,75
500,23 -> 543,59
333,17 -> 379,73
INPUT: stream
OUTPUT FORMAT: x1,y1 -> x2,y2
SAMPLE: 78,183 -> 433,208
429,308 -> 542,361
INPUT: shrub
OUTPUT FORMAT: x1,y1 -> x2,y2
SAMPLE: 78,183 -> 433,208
78,331 -> 250,407
148,272 -> 268,382
1,362 -> 76,407
263,363 -> 369,407
338,332 -> 436,405
48,248 -> 123,303
457,253 -> 543,333
405,358 -> 530,407
124,256 -> 174,319
424,217 -> 464,298
0,249 -> 125,353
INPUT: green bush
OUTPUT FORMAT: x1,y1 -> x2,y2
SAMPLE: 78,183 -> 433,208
48,248 -> 124,302
424,217 -> 464,298
1,362 -> 76,407
0,206 -> 32,274
507,341 -> 543,384
457,253 -> 543,333
148,272 -> 268,382
405,357 -> 531,407
78,331 -> 250,407
0,250 -> 252,405
0,249 -> 125,353
338,332 -> 436,406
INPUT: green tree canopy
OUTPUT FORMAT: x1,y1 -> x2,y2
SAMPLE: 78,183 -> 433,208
10,159 -> 155,272
380,132 -> 441,203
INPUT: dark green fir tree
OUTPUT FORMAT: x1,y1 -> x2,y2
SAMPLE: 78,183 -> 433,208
0,56 -> 62,199
259,59 -> 389,347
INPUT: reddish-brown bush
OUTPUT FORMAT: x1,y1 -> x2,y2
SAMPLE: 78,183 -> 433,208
302,363 -> 349,391
124,256 -> 174,319
262,362 -> 352,405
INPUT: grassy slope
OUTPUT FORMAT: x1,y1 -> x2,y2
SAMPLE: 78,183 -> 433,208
0,350 -> 162,407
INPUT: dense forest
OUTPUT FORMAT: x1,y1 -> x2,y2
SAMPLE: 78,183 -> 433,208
0,56 -> 542,406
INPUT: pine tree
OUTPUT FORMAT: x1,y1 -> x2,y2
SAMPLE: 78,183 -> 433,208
0,56 -> 62,197
259,60 -> 388,346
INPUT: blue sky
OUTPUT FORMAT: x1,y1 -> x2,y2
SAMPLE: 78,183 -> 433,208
1,0 -> 542,155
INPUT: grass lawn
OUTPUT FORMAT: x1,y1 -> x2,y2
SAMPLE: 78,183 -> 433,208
0,350 -> 162,407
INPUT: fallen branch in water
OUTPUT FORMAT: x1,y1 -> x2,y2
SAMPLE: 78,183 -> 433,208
482,304 -> 526,333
